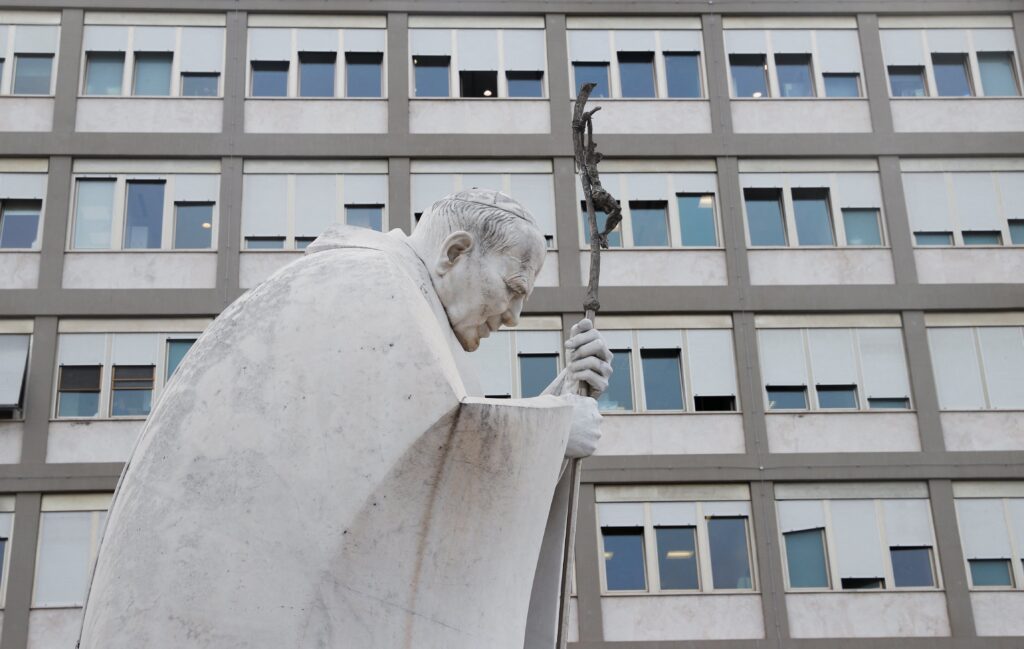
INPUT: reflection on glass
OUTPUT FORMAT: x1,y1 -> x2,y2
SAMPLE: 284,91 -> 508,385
245,237 -> 285,249
166,339 -> 196,380
888,66 -> 926,97
708,517 -> 752,589
775,54 -> 814,97
299,52 -> 335,97
969,558 -> 1013,587
251,61 -> 289,97
57,366 -> 101,418
182,73 -> 219,96
816,385 -> 857,409
656,526 -> 699,590
346,205 -> 383,231
641,349 -> 684,410
582,205 -> 622,248
618,52 -> 656,98
73,179 -> 116,250
13,54 -> 53,94
111,365 -> 154,417
962,231 -> 1001,246
665,53 -> 701,98
174,203 -> 213,249
1010,220 -> 1024,245
978,52 -> 1019,96
133,53 -> 172,96
824,73 -> 859,97
413,56 -> 450,97
0,200 -> 41,249
85,52 -> 124,96
932,53 -> 972,97
598,350 -> 633,411
785,528 -> 829,588
914,231 -> 953,246
890,547 -> 935,588
678,194 -> 717,246
767,386 -> 808,410
842,209 -> 882,246
519,354 -> 558,398
506,71 -> 544,98
573,62 -> 609,98
792,188 -> 834,246
745,188 -> 786,246
602,527 -> 646,591
346,52 -> 383,97
730,54 -> 768,97
124,181 -> 165,249
629,202 -> 669,246
868,397 -> 911,410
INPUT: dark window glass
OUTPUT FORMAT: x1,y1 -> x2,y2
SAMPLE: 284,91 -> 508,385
506,71 -> 544,98
641,349 -> 684,411
656,526 -> 699,590
13,54 -> 53,95
57,366 -> 101,418
629,201 -> 669,247
708,517 -> 753,589
785,528 -> 829,588
868,397 -> 911,410
295,236 -> 316,250
730,54 -> 768,97
977,52 -> 1020,96
842,208 -> 882,246
665,53 -> 701,98
678,194 -> 717,246
969,559 -> 1013,587
111,365 -> 154,417
245,236 -> 285,249
166,339 -> 195,380
963,231 -> 1001,246
133,52 -> 172,96
599,350 -> 633,412
520,354 -> 558,398
767,386 -> 807,410
694,395 -> 736,412
602,527 -> 646,591
0,537 -> 6,584
1009,220 -> 1024,245
573,62 -> 609,98
346,205 -> 384,231
792,188 -> 834,246
618,52 -> 655,98
85,52 -> 124,96
914,231 -> 953,246
775,53 -> 814,97
181,72 -> 219,97
817,385 -> 858,409
173,203 -> 213,249
891,547 -> 935,588
299,52 -> 336,97
460,70 -> 498,98
346,52 -> 383,97
745,188 -> 786,246
0,200 -> 42,249
581,201 -> 622,248
823,72 -> 860,97
888,65 -> 926,97
251,61 -> 289,97
841,577 -> 884,590
932,53 -> 973,96
413,56 -> 450,97
124,181 -> 165,249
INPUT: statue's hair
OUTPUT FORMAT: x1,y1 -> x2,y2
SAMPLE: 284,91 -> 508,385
414,189 -> 544,256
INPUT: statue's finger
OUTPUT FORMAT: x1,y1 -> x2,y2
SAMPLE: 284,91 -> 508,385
572,370 -> 608,395
565,327 -> 600,350
569,356 -> 611,377
572,339 -> 613,362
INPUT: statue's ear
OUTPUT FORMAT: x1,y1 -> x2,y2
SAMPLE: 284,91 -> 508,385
437,230 -> 474,274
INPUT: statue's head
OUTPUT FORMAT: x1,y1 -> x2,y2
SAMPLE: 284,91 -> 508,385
409,189 -> 547,352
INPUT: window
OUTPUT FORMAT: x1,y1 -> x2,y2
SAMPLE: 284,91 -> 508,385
599,350 -> 633,412
346,52 -> 382,97
85,52 -> 125,96
602,527 -> 647,591
932,53 -> 973,97
0,200 -> 42,249
904,169 -> 1023,249
110,365 -> 154,416
970,559 -> 1014,587
506,71 -> 543,98
744,188 -> 786,246
294,236 -> 315,250
962,231 -> 1001,246
730,54 -> 768,97
57,366 -> 102,418
1010,220 -> 1024,245
123,181 -> 166,249
581,204 -> 622,248
628,201 -> 669,247
345,205 -> 383,231
166,339 -> 195,379
823,73 -> 860,98
784,528 -> 829,588
677,194 -> 717,246
519,353 -> 558,398
0,334 -> 30,420
246,237 -> 285,249
759,327 -> 913,412
665,53 -> 701,98
618,52 -> 656,98
0,510 -> 12,602
413,56 -> 450,97
72,179 -> 116,249
792,188 -> 834,246
656,526 -> 699,589
173,203 -> 214,249
708,517 -> 753,589
915,232 -> 953,246
842,208 -> 882,246
955,495 -> 1024,590
775,53 -> 814,97
33,502 -> 108,607
299,52 -> 335,97
251,61 -> 288,97
890,547 -> 935,587
640,349 -> 684,411
572,62 -> 609,98
133,52 -> 172,96
459,70 -> 497,98
888,66 -> 926,97
977,52 -> 1020,96
181,72 -> 219,97
467,328 -> 562,399
13,54 -> 53,95
928,325 -> 1024,410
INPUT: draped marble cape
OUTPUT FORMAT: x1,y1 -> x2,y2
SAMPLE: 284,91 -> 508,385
78,226 -> 575,649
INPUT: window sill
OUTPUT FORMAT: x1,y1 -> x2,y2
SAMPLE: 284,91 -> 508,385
730,97 -> 868,102
51,417 -> 148,422
65,249 -> 217,254
0,94 -> 55,99
78,95 -> 224,101
412,96 -> 548,101
941,408 -> 1024,414
890,96 -> 1022,101
579,246 -> 725,251
571,97 -> 709,102
0,249 -> 41,253
246,96 -> 387,101
766,409 -> 916,415
787,588 -> 944,594
916,245 -> 1023,249
601,589 -> 760,597
600,410 -> 741,416
749,246 -> 890,251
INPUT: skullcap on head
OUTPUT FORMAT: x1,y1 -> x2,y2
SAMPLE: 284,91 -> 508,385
442,188 -> 534,223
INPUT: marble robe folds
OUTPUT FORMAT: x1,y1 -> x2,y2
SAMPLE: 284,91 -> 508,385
78,227 -> 574,649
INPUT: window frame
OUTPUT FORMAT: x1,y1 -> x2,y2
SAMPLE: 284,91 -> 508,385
903,170 -> 1022,249
0,198 -> 44,250
927,324 -> 1024,412
32,499 -> 109,608
0,24 -> 60,97
465,327 -> 565,400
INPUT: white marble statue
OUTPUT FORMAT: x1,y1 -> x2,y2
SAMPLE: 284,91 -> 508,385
77,189 -> 613,649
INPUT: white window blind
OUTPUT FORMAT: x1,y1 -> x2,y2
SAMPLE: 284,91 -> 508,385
83,25 -> 128,52
242,175 -> 288,237
688,330 -> 738,398
976,327 -> 1024,409
249,28 -> 290,60
173,174 -> 219,204
0,335 -> 29,408
456,30 -> 498,70
660,30 -> 702,52
568,30 -> 610,62
344,174 -> 387,205
651,502 -> 697,527
297,28 -> 337,52
134,26 -> 175,52
0,173 -> 46,200
903,173 -> 952,232
836,173 -> 882,209
771,30 -> 812,54
883,499 -> 933,547
33,512 -> 95,606
13,25 -> 58,53
703,501 -> 750,517
598,502 -> 644,527
957,499 -> 1012,559
111,333 -> 159,365
818,30 -> 862,73
411,174 -> 455,217
830,500 -> 886,579
1008,500 -> 1024,560
724,30 -> 767,54
345,29 -> 385,53
509,175 -> 555,239
858,329 -> 911,399
928,328 -> 986,409
998,172 -> 1024,214
777,500 -> 826,534
603,330 -> 634,350
637,330 -> 682,350
881,29 -> 925,65
926,29 -> 968,54
516,331 -> 561,355
471,330 -> 512,397
952,173 -> 1001,231
759,329 -> 808,386
625,174 -> 666,201
410,29 -> 452,56
615,30 -> 656,52
180,27 -> 224,73
294,175 -> 336,237
808,329 -> 858,386
503,30 -> 545,70
58,333 -> 106,366
973,29 -> 1017,52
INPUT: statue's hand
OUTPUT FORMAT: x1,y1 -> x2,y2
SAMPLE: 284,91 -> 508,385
562,394 -> 602,459
564,318 -> 613,398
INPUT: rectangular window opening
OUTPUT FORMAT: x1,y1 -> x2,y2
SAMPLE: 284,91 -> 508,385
581,200 -> 622,248
166,339 -> 196,380
57,365 -> 102,418
962,230 -> 1001,246
572,62 -> 609,98
519,353 -> 558,398
299,52 -> 336,98
111,365 -> 154,417
602,526 -> 646,591
85,52 -> 125,96
0,200 -> 42,249
823,72 -> 860,98
640,348 -> 684,411
618,51 -> 656,98
969,558 -> 1014,588
251,61 -> 289,97
506,70 -> 543,98
123,181 -> 166,249
888,65 -> 926,97
655,526 -> 699,590
867,397 -> 911,410
842,208 -> 882,246
767,386 -> 807,410
244,236 -> 286,249
932,53 -> 973,97
413,55 -> 450,97
73,179 -> 116,250
133,52 -> 172,96
841,577 -> 885,590
784,528 -> 829,588
792,188 -> 834,246
598,350 -> 633,412
816,384 -> 858,409
694,395 -> 736,412
13,53 -> 54,95
744,188 -> 786,246
459,70 -> 498,98
890,546 -> 935,588
730,53 -> 768,98
914,231 -> 953,246
775,53 -> 815,97
977,52 -> 1020,97
346,51 -> 383,97
173,202 -> 214,249
665,52 -> 701,98
678,193 -> 717,247
181,72 -> 219,97
345,204 -> 384,231
708,517 -> 753,590
1009,220 -> 1024,245
628,200 -> 670,247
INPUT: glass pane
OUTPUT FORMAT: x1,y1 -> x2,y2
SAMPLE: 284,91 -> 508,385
57,392 -> 100,418
678,194 -> 717,246
33,512 -> 93,606
708,518 -> 753,589
767,386 -> 807,410
914,231 -> 953,246
745,189 -> 786,246
978,52 -> 1019,96
13,54 -> 52,94
1010,220 -> 1024,245
111,388 -> 152,416
73,179 -> 116,249
619,53 -> 655,98
630,203 -> 669,246
793,189 -> 834,246
665,53 -> 701,98
166,340 -> 195,380
598,350 -> 633,411
868,397 -> 910,410
775,54 -> 814,97
582,207 -> 622,248
251,61 -> 288,97
656,527 -> 699,590
573,63 -> 609,98
124,182 -> 165,249
963,231 -> 1001,245
641,350 -> 684,410
602,528 -> 646,591
173,203 -> 213,249
295,237 -> 315,250
817,385 -> 858,409
888,66 -> 926,97
0,537 -> 6,585
245,237 -> 285,249
133,53 -> 172,96
730,54 -> 768,97
891,547 -> 935,588
824,73 -> 860,98
785,529 -> 829,588
413,56 -> 450,97
459,70 -> 498,98
842,209 -> 882,246
0,200 -> 41,248
346,205 -> 383,231
520,354 -> 558,398
85,53 -> 124,95
932,53 -> 972,97
346,52 -> 382,97
299,53 -> 335,97
969,559 -> 1013,587
182,73 -> 219,97
60,366 -> 101,391
506,71 -> 543,98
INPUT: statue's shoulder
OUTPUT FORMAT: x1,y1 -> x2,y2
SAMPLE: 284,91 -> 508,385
304,224 -> 407,257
